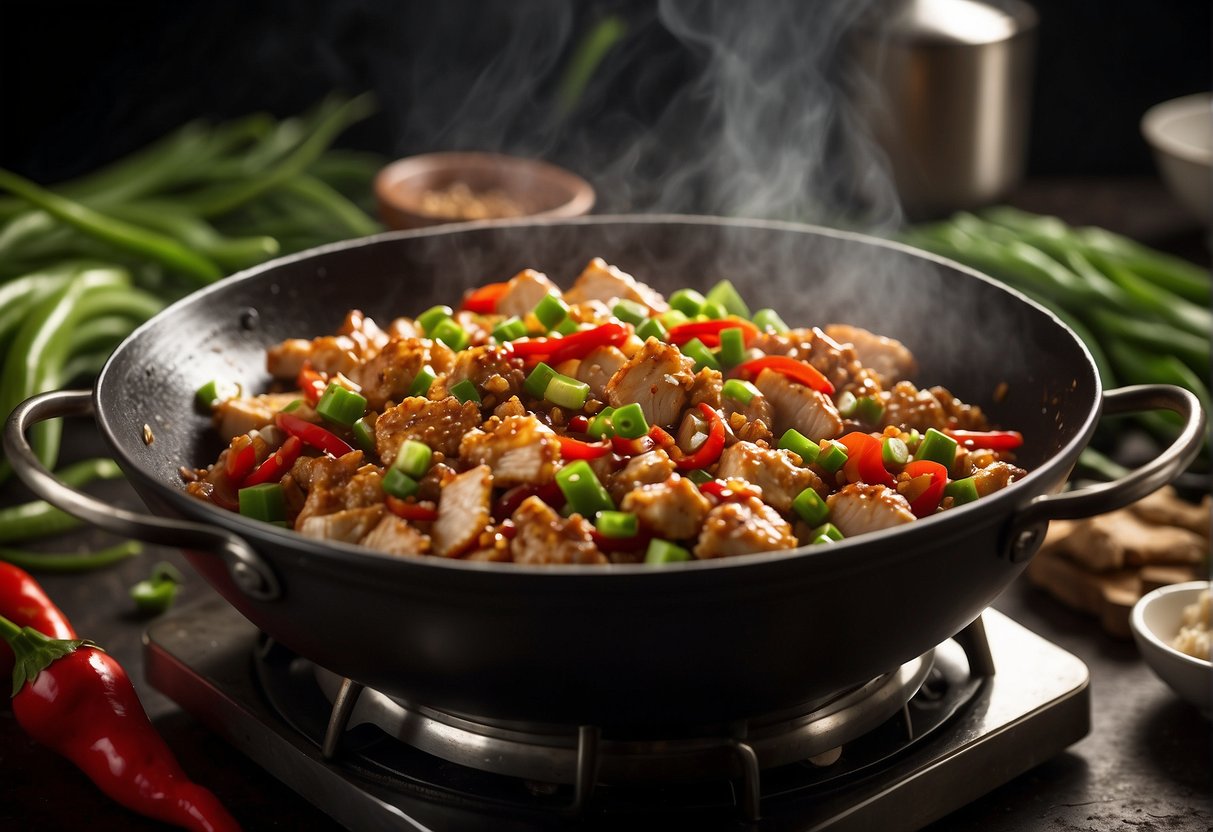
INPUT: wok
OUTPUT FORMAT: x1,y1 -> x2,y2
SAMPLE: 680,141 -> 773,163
5,217 -> 1203,729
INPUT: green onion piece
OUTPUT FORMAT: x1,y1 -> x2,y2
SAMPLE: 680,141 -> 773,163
645,538 -> 691,564
685,468 -> 714,485
669,288 -> 706,317
408,365 -> 437,397
612,299 -> 648,326
532,293 -> 570,329
792,487 -> 829,526
596,510 -> 639,538
417,304 -> 453,335
903,429 -> 923,451
352,417 -> 376,454
681,337 -> 720,372
195,379 -> 240,409
705,279 -> 752,319
700,300 -> 728,320
554,317 -> 581,335
718,327 -> 746,367
382,468 -> 420,499
449,379 -> 481,404
752,308 -> 789,334
778,429 -> 820,464
545,374 -> 590,410
524,362 -> 558,399
659,309 -> 690,329
916,428 -> 958,467
430,317 -> 470,351
315,382 -> 367,428
811,534 -> 837,546
238,483 -> 286,522
810,522 -> 844,542
610,402 -> 649,438
881,436 -> 909,466
722,378 -> 759,406
635,317 -> 668,342
816,440 -> 848,473
836,390 -> 858,418
854,395 -> 884,424
281,398 -> 305,413
555,460 -> 615,516
130,561 -> 185,615
944,477 -> 981,506
491,316 -> 528,342
586,406 -> 616,439
392,439 -> 432,478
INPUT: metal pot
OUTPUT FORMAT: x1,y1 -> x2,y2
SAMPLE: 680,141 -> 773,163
5,216 -> 1202,729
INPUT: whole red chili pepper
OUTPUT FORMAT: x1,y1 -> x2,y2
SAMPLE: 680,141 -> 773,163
0,561 -> 76,681
0,612 -> 241,831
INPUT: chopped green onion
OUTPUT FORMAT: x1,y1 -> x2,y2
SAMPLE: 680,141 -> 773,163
195,379 -> 240,409
854,396 -> 884,424
382,468 -> 420,499
315,382 -> 367,428
545,374 -> 590,409
238,483 -> 286,522
524,362 -> 558,399
449,379 -> 481,404
700,300 -> 728,320
816,440 -> 848,473
417,304 -> 453,335
681,337 -> 720,372
635,317 -> 668,342
685,468 -> 714,485
811,534 -> 837,546
810,522 -> 844,542
718,327 -> 746,367
705,279 -> 751,319
532,293 -> 570,329
352,417 -> 376,454
554,317 -> 581,335
596,510 -> 639,538
645,538 -> 691,564
430,317 -> 470,351
669,288 -> 706,317
281,398 -> 305,413
836,390 -> 858,417
392,439 -> 433,478
587,406 -> 616,439
610,402 -> 649,438
916,428 -> 958,467
778,429 -> 820,464
881,436 -> 909,466
752,308 -> 789,334
944,477 -> 981,506
612,299 -> 649,326
555,460 -> 615,516
491,316 -> 528,342
408,365 -> 437,397
722,378 -> 759,406
792,487 -> 829,526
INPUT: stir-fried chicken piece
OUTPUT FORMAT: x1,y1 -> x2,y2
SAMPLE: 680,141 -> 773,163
353,337 -> 457,411
929,385 -> 989,432
295,452 -> 384,528
359,514 -> 431,556
753,369 -> 842,442
266,336 -> 360,380
299,505 -> 385,543
495,269 -> 562,318
971,460 -> 1027,497
212,393 -> 298,441
564,258 -> 668,313
510,496 -> 607,565
607,449 -> 676,503
689,367 -> 723,409
574,345 -> 627,400
716,441 -> 822,513
722,391 -> 773,438
432,465 -> 492,557
445,345 -> 527,401
694,497 -> 798,559
622,475 -> 712,539
459,415 -> 560,486
752,327 -> 883,399
827,484 -> 916,537
823,324 -> 916,388
881,381 -> 948,432
493,395 -> 527,420
605,338 -> 696,427
375,395 -> 482,462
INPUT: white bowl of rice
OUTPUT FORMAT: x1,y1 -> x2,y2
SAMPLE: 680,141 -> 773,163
1131,581 -> 1211,716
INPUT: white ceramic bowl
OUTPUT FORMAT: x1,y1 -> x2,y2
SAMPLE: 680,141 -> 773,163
1130,581 -> 1211,715
1141,93 -> 1212,225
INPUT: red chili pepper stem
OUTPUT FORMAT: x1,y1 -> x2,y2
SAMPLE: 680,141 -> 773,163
0,613 -> 88,696
0,562 -> 76,682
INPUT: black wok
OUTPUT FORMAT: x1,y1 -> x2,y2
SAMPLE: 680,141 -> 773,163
5,217 -> 1203,729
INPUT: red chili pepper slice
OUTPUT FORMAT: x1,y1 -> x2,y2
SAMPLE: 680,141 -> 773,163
676,403 -> 727,470
611,434 -> 656,456
460,281 -> 509,314
698,479 -> 763,502
243,435 -> 303,487
901,460 -> 948,518
567,415 -> 591,433
666,318 -> 759,348
944,429 -> 1024,450
648,425 -> 676,447
558,434 -> 612,460
492,482 -> 565,521
386,496 -> 439,522
276,411 -> 353,457
509,323 -> 629,364
731,355 -> 835,395
838,431 -> 895,487
224,435 -> 258,482
297,364 -> 327,404
590,528 -> 653,553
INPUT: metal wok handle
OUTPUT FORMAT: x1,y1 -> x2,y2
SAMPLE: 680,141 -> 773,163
1003,384 -> 1206,562
3,389 -> 280,600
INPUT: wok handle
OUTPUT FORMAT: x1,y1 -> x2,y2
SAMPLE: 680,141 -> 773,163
1003,383 -> 1206,562
3,389 -> 281,600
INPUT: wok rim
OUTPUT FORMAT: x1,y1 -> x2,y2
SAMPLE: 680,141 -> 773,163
93,214 -> 1103,582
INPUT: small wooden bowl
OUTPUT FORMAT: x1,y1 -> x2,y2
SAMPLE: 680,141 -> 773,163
374,151 -> 596,230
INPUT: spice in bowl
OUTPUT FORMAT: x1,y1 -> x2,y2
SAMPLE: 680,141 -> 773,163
1173,587 -> 1211,660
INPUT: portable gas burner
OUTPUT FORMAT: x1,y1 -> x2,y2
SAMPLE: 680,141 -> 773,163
145,597 -> 1089,831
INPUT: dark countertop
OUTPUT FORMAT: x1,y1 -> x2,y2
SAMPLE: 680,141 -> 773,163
0,177 -> 1209,831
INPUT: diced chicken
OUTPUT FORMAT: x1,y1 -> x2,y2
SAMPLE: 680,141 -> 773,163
753,369 -> 842,442
432,465 -> 492,557
445,345 -> 527,402
608,449 -> 676,503
823,324 -> 916,387
459,415 -> 560,486
605,338 -> 696,427
575,345 -> 627,400
928,386 -> 989,432
689,367 -> 723,409
213,393 -> 299,441
359,514 -> 431,556
971,460 -> 1027,497
295,452 -> 384,528
493,395 -> 527,419
826,484 -> 915,537
622,475 -> 712,539
266,335 -> 361,380
375,396 -> 483,462
729,410 -> 774,446
751,327 -> 883,399
564,258 -> 668,313
509,496 -> 607,565
386,318 -> 420,340
716,441 -> 822,513
722,390 -> 774,436
299,506 -> 385,543
694,497 -> 798,559
495,269 -> 562,318
353,337 -> 457,410
882,381 -> 947,432
337,310 -> 390,358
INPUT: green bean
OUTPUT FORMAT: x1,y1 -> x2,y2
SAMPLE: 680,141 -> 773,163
107,202 -> 280,271
60,351 -> 110,384
1089,307 -> 1210,379
66,315 -> 138,356
0,268 -> 77,351
1097,258 -> 1211,337
277,175 -> 381,237
0,458 -> 123,544
308,149 -> 386,190
0,540 -> 142,573
556,15 -> 628,117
